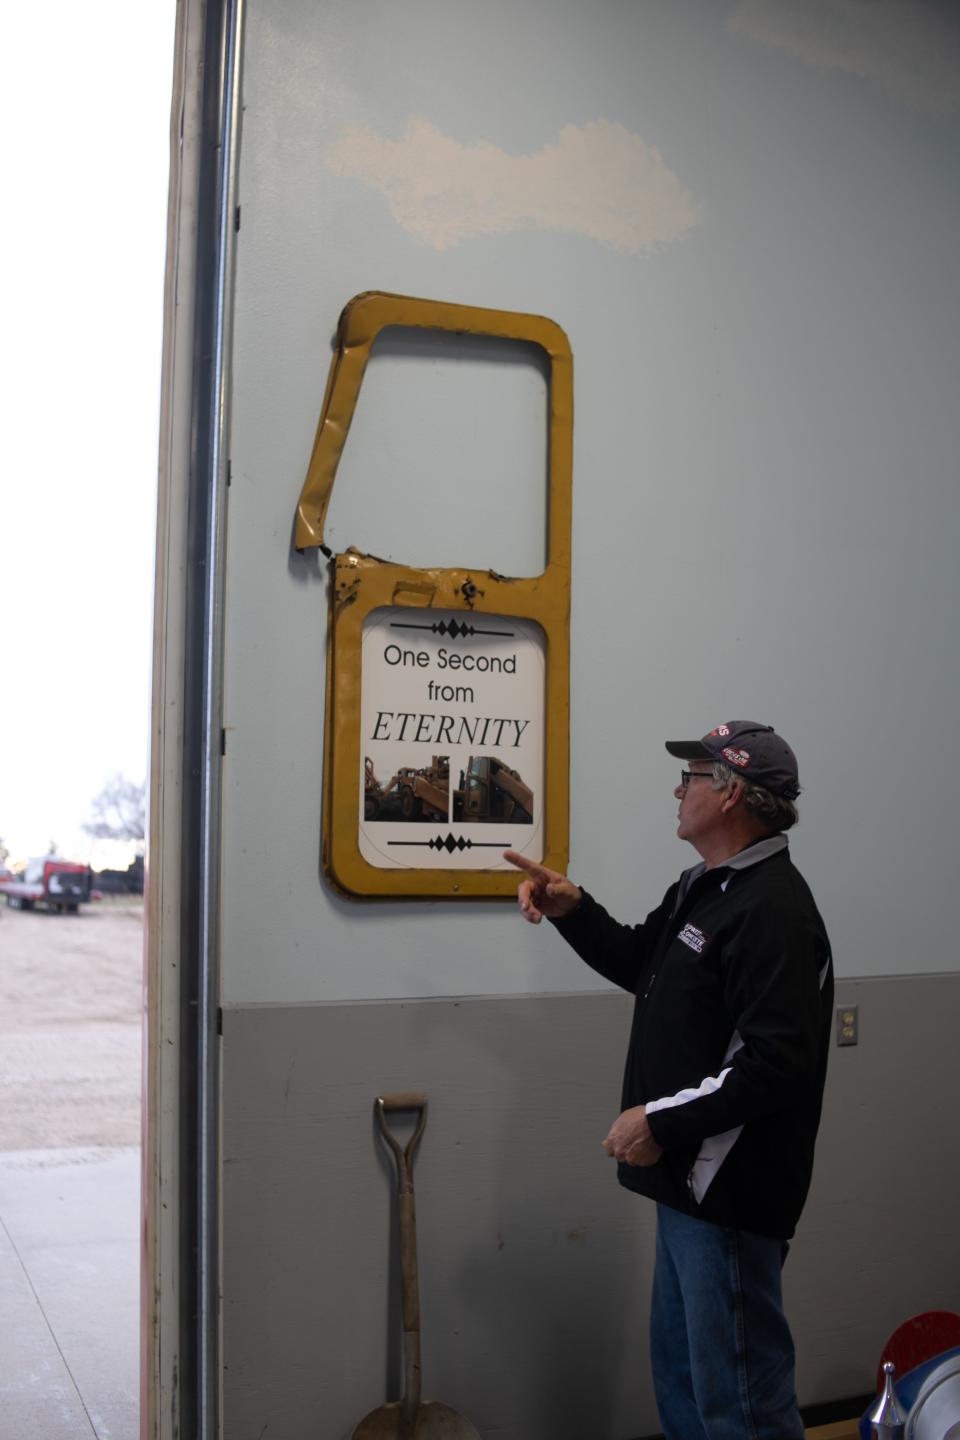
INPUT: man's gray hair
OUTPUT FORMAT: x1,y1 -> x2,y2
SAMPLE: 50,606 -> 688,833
711,762 -> 799,832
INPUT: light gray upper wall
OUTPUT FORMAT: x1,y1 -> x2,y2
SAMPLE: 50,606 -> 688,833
222,0 -> 960,1003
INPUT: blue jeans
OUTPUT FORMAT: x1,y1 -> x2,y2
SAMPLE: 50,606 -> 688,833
651,1203 -> 804,1440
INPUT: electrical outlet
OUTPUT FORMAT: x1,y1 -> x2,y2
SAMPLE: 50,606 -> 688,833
836,1005 -> 858,1046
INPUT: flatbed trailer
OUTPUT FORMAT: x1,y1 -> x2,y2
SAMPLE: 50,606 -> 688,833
0,857 -> 92,913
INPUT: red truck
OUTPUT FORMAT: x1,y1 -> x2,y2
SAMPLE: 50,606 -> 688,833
0,856 -> 93,913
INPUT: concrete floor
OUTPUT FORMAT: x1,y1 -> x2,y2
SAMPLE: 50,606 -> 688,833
0,1146 -> 139,1440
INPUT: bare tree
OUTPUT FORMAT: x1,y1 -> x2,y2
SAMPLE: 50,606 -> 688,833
83,775 -> 146,842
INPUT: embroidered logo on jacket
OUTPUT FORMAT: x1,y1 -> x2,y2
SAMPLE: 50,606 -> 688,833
677,923 -> 707,953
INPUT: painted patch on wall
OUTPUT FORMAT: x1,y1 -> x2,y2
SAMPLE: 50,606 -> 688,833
324,117 -> 701,253
729,0 -> 960,114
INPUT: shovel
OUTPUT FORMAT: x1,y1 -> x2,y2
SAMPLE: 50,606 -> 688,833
352,1094 -> 482,1440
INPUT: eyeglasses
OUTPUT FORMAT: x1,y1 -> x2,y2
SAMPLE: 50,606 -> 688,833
680,770 -> 713,790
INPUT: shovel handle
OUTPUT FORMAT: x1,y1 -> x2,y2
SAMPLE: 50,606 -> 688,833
379,1092 -> 427,1112
375,1095 -> 427,1194
375,1095 -> 428,1428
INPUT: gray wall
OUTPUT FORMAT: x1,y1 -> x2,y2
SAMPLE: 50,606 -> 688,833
217,1 -> 960,1435
222,976 -> 960,1439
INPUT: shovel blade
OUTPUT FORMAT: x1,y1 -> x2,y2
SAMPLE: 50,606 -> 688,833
351,1399 -> 482,1439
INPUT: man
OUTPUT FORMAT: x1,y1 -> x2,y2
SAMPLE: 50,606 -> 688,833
505,721 -> 833,1440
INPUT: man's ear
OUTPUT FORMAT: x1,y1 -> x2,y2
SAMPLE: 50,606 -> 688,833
720,780 -> 744,813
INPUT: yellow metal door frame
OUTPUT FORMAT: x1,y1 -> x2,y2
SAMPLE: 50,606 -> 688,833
295,291 -> 572,898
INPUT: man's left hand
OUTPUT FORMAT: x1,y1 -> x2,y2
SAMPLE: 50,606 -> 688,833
602,1105 -> 664,1167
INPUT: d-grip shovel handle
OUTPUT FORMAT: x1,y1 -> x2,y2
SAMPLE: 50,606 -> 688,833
375,1095 -> 428,1431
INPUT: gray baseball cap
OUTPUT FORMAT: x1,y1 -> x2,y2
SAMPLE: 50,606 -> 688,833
665,721 -> 800,800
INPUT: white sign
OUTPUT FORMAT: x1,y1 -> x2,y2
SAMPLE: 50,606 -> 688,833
359,607 -> 545,869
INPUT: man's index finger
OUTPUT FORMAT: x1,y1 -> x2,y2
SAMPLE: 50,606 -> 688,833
502,849 -> 551,882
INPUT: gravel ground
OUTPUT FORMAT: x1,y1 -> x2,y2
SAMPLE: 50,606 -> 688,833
0,901 -> 142,1150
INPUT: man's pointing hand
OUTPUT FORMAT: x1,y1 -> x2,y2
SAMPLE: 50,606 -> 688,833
502,850 -> 582,925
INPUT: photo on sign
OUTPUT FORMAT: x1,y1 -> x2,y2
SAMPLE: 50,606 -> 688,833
452,754 -> 533,825
364,755 -> 450,823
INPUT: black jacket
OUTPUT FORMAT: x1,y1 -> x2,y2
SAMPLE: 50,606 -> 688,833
553,840 -> 833,1239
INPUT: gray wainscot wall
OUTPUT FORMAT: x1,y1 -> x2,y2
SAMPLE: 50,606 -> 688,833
222,975 -> 960,1439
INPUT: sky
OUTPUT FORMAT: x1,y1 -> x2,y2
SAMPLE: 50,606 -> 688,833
0,2 -> 175,869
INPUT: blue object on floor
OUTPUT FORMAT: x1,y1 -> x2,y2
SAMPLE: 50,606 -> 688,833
860,1347 -> 960,1439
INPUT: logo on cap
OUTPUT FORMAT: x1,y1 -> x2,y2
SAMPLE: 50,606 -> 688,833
722,747 -> 751,768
